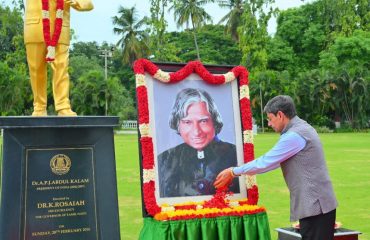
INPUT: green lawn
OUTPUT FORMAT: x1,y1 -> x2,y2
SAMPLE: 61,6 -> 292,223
116,133 -> 370,240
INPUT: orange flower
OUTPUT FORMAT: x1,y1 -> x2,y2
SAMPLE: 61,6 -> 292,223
154,212 -> 169,221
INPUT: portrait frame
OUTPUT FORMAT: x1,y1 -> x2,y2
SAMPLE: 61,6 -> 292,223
133,59 -> 259,218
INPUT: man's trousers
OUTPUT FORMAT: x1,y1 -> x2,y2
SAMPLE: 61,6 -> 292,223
299,209 -> 336,240
26,43 -> 72,112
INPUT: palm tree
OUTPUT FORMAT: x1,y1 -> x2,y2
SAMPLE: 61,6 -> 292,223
170,0 -> 213,60
217,0 -> 244,42
112,6 -> 150,65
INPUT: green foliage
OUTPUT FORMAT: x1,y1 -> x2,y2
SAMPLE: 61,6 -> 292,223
261,0 -> 370,128
151,25 -> 241,65
113,6 -> 150,65
276,3 -> 327,70
70,67 -> 133,118
149,0 -> 169,54
319,30 -> 370,71
71,70 -> 106,115
266,37 -> 295,72
217,0 -> 244,41
319,30 -> 370,128
70,41 -> 101,60
69,55 -> 103,82
68,40 -> 137,119
0,61 -> 29,115
107,76 -> 136,120
4,35 -> 27,69
238,0 -> 277,72
67,40 -> 136,119
313,126 -> 334,133
169,0 -> 214,59
320,0 -> 369,37
0,5 -> 23,61
293,70 -> 331,124
110,50 -> 137,114
301,23 -> 326,67
276,0 -> 370,69
248,70 -> 292,126
334,122 -> 354,133
0,5 -> 31,116
150,41 -> 182,62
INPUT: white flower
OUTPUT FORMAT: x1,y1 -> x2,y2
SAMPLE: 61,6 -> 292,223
139,124 -> 150,137
196,205 -> 204,210
135,74 -> 146,87
243,130 -> 253,144
239,85 -> 250,100
228,201 -> 240,207
42,10 -> 49,19
224,72 -> 236,83
56,9 -> 64,19
143,169 -> 155,183
245,175 -> 257,188
161,206 -> 175,212
154,69 -> 170,83
46,46 -> 56,60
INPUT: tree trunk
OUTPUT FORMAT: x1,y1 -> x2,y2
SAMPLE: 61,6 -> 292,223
191,20 -> 201,60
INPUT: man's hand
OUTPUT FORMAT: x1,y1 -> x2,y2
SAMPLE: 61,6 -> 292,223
214,167 -> 234,189
64,0 -> 76,6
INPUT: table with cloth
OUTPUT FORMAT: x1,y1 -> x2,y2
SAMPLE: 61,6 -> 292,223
140,212 -> 271,240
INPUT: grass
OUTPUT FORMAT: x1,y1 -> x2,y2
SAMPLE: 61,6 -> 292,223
116,133 -> 370,240
115,134 -> 143,240
1,133 -> 369,239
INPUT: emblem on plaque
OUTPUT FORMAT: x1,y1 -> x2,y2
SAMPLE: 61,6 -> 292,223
50,154 -> 71,175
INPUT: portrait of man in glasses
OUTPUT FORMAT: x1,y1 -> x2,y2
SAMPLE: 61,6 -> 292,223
157,88 -> 240,197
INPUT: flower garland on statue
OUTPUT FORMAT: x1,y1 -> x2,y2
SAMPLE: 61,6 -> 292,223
41,0 -> 64,62
133,59 -> 260,219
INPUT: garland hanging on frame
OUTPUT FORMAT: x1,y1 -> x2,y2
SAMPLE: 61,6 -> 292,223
133,59 -> 261,220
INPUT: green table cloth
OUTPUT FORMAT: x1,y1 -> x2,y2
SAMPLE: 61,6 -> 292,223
139,212 -> 271,240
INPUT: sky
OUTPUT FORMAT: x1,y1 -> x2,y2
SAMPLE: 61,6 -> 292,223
3,0 -> 310,45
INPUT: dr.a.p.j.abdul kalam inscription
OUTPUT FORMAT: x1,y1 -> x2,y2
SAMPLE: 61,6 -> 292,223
24,149 -> 98,240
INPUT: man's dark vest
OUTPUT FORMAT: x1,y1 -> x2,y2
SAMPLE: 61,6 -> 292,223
280,116 -> 338,221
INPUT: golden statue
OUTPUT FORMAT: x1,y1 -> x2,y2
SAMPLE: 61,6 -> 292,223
24,0 -> 94,116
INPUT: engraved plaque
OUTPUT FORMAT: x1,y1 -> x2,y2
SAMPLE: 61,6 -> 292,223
0,117 -> 120,240
24,148 -> 98,240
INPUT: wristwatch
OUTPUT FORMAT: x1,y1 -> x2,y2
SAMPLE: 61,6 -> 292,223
229,167 -> 239,178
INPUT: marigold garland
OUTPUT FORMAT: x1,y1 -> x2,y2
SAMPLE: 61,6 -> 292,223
133,59 -> 260,219
154,205 -> 266,221
154,187 -> 264,221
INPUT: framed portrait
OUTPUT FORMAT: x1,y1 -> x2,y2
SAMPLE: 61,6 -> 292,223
133,60 -> 259,218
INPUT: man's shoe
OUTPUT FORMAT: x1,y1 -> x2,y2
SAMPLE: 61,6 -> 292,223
32,110 -> 47,116
58,109 -> 77,116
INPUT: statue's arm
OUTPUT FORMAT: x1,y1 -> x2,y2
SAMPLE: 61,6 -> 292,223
65,0 -> 94,11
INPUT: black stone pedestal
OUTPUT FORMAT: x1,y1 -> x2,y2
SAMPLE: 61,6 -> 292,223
0,117 -> 120,240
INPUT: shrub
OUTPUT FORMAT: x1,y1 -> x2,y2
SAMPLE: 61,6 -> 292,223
314,126 -> 334,133
334,122 -> 354,133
